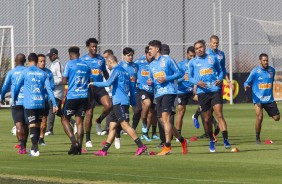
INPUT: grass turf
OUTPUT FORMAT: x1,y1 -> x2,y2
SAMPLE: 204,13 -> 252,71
0,103 -> 282,184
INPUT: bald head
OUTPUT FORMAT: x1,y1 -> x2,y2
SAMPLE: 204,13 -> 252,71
15,53 -> 26,66
106,55 -> 118,70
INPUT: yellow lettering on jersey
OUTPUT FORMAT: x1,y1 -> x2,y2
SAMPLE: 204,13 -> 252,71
259,83 -> 271,89
130,77 -> 136,82
91,69 -> 101,75
153,71 -> 166,79
184,73 -> 188,81
200,68 -> 213,76
141,70 -> 150,77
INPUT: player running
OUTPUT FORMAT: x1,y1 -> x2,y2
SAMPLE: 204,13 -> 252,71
244,53 -> 280,144
93,55 -> 147,156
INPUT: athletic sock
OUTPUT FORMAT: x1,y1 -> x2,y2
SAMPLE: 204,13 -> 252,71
256,132 -> 260,140
222,131 -> 228,140
194,107 -> 201,119
165,142 -> 171,147
86,132 -> 91,142
19,140 -> 25,149
96,115 -> 104,124
102,142 -> 111,152
177,129 -> 182,136
30,127 -> 40,152
208,131 -> 215,142
134,138 -> 143,148
152,125 -> 157,135
132,111 -> 141,130
178,136 -> 184,143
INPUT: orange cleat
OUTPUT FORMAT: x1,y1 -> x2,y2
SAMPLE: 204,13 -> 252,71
181,139 -> 188,154
157,146 -> 172,156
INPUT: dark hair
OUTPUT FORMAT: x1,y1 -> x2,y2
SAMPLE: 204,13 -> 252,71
148,40 -> 162,51
161,44 -> 170,55
103,49 -> 114,55
259,53 -> 268,60
107,55 -> 118,63
37,54 -> 46,58
16,53 -> 26,64
28,53 -> 38,64
123,47 -> 134,55
210,35 -> 219,41
187,46 -> 195,53
86,38 -> 98,46
145,46 -> 149,54
194,40 -> 206,47
68,46 -> 80,55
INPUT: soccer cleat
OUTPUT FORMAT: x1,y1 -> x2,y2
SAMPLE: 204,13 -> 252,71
114,138 -> 121,149
214,127 -> 220,136
256,139 -> 261,144
86,141 -> 93,148
96,123 -> 102,135
68,144 -> 79,155
30,150 -> 40,157
151,134 -> 160,140
192,114 -> 200,129
142,134 -> 152,142
157,146 -> 172,156
120,130 -> 127,135
197,133 -> 209,139
224,139 -> 231,149
38,138 -> 46,146
14,144 -> 21,149
181,139 -> 188,154
140,135 -> 144,140
81,148 -> 87,153
209,141 -> 216,152
93,150 -> 107,156
18,148 -> 27,154
142,127 -> 148,134
135,145 -> 147,156
45,131 -> 53,136
175,138 -> 179,142
100,130 -> 108,135
157,142 -> 164,149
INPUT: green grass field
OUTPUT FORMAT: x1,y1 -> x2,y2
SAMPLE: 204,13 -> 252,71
1,104 -> 282,184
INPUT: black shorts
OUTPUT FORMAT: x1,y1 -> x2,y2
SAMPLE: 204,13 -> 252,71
177,93 -> 194,106
198,91 -> 223,112
11,105 -> 26,124
261,101 -> 280,117
25,109 -> 44,124
138,89 -> 155,109
108,105 -> 130,123
50,98 -> 63,117
63,98 -> 88,119
88,87 -> 109,109
155,94 -> 176,118
43,100 -> 50,116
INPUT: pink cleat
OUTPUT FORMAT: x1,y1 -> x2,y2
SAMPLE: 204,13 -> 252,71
15,144 -> 20,149
18,148 -> 27,154
135,145 -> 147,156
93,150 -> 107,156
81,148 -> 87,153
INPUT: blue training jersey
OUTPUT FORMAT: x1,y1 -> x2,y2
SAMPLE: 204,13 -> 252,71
42,68 -> 55,101
188,54 -> 223,94
135,58 -> 153,93
177,59 -> 194,94
80,53 -> 106,82
13,66 -> 56,109
119,61 -> 138,106
149,55 -> 181,98
244,66 -> 275,104
1,65 -> 26,106
206,48 -> 227,77
93,65 -> 131,106
63,59 -> 91,100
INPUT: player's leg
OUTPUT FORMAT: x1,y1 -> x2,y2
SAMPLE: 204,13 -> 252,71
96,94 -> 112,123
140,97 -> 152,141
150,107 -> 159,139
132,92 -> 142,130
28,109 -> 43,156
176,104 -> 186,137
84,107 -> 94,147
39,101 -> 49,145
12,106 -> 27,153
264,101 -> 280,121
254,104 -> 263,144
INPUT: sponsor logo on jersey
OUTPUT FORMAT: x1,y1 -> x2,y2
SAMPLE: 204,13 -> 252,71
200,68 -> 213,76
91,69 -> 101,75
258,77 -> 263,80
130,76 -> 136,82
141,69 -> 149,76
257,69 -> 261,73
160,59 -> 166,67
153,71 -> 166,79
98,60 -> 102,66
208,56 -> 214,64
259,83 -> 271,89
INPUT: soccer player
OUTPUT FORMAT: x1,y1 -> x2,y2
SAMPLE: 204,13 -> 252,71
1,53 -> 28,154
61,46 -> 91,155
92,55 -> 147,156
244,53 -> 280,144
189,40 -> 231,153
147,40 -> 188,156
176,46 -> 196,139
80,38 -> 112,148
45,48 -> 67,136
37,54 -> 55,145
14,53 -> 58,157
134,46 -> 157,141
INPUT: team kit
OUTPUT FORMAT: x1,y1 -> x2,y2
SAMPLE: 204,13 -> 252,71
0,36 -> 279,157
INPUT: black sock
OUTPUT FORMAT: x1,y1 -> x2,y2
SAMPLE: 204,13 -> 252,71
102,142 -> 111,152
177,129 -> 182,136
19,140 -> 25,149
165,142 -> 171,147
208,131 -> 214,142
132,111 -> 141,130
178,136 -> 184,143
70,135 -> 77,145
222,131 -> 228,140
142,119 -> 147,128
152,125 -> 157,135
194,107 -> 201,119
134,138 -> 143,148
30,127 -> 40,152
23,140 -> 27,148
256,132 -> 260,140
86,132 -> 91,142
96,115 -> 104,124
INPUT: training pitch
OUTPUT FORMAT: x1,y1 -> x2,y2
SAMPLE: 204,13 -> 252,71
0,103 -> 282,184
